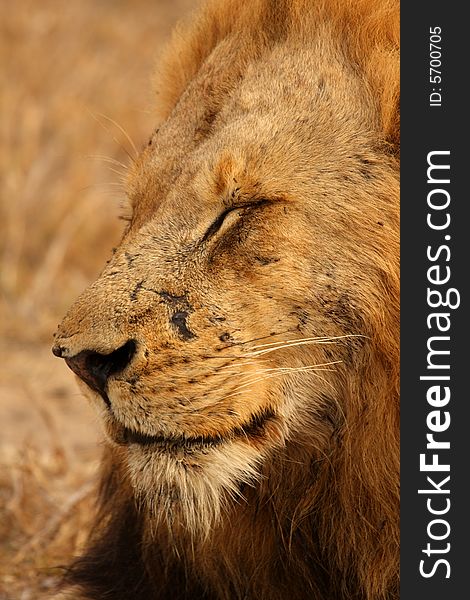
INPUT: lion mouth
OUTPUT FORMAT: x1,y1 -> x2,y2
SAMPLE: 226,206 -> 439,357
115,408 -> 276,451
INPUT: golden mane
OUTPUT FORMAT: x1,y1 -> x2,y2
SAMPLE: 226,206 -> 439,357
156,0 -> 399,149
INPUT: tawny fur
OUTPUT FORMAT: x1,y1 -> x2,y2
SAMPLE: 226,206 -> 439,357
54,0 -> 399,598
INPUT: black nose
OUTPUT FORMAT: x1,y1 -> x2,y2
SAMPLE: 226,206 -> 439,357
58,340 -> 136,404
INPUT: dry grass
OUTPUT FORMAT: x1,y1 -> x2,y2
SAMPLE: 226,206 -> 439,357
0,1 -> 193,597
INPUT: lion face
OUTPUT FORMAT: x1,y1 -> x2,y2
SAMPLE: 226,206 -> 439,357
53,32 -> 399,532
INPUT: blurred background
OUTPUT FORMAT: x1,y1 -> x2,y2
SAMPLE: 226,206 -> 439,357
0,0 -> 193,596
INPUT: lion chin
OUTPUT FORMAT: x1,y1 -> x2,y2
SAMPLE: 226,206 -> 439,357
114,402 -> 286,536
52,0 -> 400,598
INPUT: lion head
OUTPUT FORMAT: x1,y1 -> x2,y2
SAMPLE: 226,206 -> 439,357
53,0 -> 399,598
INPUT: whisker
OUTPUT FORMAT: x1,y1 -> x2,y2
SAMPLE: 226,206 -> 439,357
94,112 -> 139,158
223,362 -> 342,385
194,333 -> 364,361
88,110 -> 136,162
244,337 -> 362,357
245,361 -> 342,374
218,360 -> 261,370
86,154 -> 129,171
247,334 -> 364,351
103,166 -> 128,179
231,330 -> 292,347
221,362 -> 342,398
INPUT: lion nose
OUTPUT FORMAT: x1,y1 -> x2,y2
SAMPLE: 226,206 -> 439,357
52,340 -> 136,402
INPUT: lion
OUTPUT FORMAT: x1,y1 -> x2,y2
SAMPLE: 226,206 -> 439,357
52,0 -> 399,598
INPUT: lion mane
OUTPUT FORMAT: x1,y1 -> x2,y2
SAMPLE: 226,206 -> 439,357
53,0 -> 399,598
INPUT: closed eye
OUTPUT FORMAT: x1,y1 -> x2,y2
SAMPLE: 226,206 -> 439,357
201,199 -> 273,243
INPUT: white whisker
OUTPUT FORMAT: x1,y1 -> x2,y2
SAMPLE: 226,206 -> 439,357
86,154 -> 129,170
247,334 -> 364,351
244,336 -> 362,357
94,111 -> 139,158
221,362 -> 342,399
